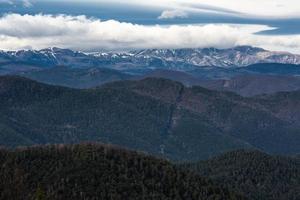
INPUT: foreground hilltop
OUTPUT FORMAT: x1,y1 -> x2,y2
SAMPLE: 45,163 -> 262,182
181,150 -> 300,200
0,143 -> 244,200
0,76 -> 299,160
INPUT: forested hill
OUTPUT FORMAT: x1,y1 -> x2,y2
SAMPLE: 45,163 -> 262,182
0,76 -> 300,161
181,150 -> 300,200
1,76 -> 300,161
0,143 -> 245,200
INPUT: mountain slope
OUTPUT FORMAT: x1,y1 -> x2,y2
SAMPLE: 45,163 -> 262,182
241,63 -> 300,75
12,64 -> 300,97
0,76 -> 299,160
0,143 -> 245,200
181,150 -> 300,200
107,78 -> 300,155
19,66 -> 132,88
197,75 -> 300,97
8,65 -> 300,98
0,76 -> 251,161
139,70 -> 300,96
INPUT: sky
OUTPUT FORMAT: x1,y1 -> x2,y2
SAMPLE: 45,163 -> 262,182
0,0 -> 300,53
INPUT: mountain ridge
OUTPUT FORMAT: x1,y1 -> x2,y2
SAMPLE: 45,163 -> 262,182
15,64 -> 300,97
1,46 -> 300,74
0,76 -> 299,161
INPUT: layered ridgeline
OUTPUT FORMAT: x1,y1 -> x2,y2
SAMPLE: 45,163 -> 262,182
0,76 -> 300,160
2,46 -> 300,97
0,143 -> 245,200
181,150 -> 300,200
18,63 -> 300,97
139,68 -> 300,97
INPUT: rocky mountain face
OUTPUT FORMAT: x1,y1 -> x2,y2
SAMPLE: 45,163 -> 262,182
0,47 -> 102,70
1,46 -> 300,74
125,46 -> 300,68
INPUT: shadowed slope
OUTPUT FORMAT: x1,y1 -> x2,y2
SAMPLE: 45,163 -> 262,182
181,150 -> 300,200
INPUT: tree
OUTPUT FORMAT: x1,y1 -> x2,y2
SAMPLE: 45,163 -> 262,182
35,185 -> 46,200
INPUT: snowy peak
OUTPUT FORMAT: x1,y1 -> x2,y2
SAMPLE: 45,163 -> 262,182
124,46 -> 300,68
1,46 -> 300,72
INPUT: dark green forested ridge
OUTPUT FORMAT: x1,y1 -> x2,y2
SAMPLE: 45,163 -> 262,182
180,150 -> 300,200
0,143 -> 245,200
0,75 -> 300,161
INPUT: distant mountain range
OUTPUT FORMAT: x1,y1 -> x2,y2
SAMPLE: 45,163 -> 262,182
2,46 -> 300,97
1,76 -> 299,160
1,46 -> 300,74
118,46 -> 300,69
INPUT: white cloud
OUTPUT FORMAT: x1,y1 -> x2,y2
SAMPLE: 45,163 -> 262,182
103,0 -> 300,18
0,0 -> 14,5
1,14 -> 300,53
158,10 -> 188,19
0,0 -> 33,7
188,0 -> 300,18
22,0 -> 32,8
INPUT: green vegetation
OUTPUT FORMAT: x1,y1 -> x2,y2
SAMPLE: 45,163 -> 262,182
0,144 -> 245,200
0,76 -> 299,161
181,150 -> 300,200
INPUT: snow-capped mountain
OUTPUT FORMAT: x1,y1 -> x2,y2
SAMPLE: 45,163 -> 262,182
1,46 -> 300,74
0,47 -> 102,69
125,46 -> 300,68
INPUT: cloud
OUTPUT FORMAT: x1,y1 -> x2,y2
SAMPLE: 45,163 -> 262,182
179,3 -> 241,16
0,0 -> 14,5
158,10 -> 188,19
22,0 -> 32,8
105,0 -> 300,18
1,14 -> 300,53
0,0 -> 33,7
